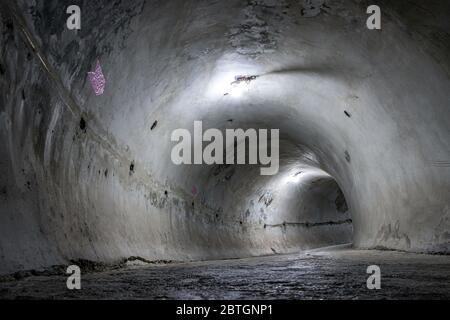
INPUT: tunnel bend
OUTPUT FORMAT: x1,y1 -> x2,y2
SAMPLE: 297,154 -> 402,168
165,130 -> 354,258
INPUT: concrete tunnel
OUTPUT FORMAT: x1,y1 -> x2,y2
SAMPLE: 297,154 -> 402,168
0,0 -> 449,299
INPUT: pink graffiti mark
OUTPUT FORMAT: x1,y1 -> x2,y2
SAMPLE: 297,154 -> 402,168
191,186 -> 198,197
87,60 -> 106,96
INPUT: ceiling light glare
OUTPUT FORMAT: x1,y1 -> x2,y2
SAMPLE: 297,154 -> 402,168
286,171 -> 304,184
229,83 -> 246,98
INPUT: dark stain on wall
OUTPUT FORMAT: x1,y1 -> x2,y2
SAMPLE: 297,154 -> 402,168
335,189 -> 349,213
224,167 -> 235,181
0,187 -> 7,199
213,164 -> 230,176
79,117 -> 86,132
227,0 -> 279,56
344,150 -> 351,163
259,191 -> 273,207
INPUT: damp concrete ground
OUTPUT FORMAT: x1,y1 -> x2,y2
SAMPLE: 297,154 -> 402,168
0,246 -> 449,300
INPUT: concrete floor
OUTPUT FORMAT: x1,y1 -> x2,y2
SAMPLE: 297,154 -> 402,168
1,246 -> 449,300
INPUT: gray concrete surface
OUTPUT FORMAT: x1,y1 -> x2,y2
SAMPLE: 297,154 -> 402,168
1,246 -> 449,299
0,0 -> 449,278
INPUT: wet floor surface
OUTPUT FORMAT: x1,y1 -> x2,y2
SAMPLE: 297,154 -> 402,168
1,247 -> 449,299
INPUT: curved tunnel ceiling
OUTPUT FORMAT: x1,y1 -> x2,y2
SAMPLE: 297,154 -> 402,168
0,0 -> 449,274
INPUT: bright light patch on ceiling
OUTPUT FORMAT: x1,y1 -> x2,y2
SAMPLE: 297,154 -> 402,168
206,65 -> 258,99
285,171 -> 304,184
229,82 -> 247,97
283,167 -> 332,185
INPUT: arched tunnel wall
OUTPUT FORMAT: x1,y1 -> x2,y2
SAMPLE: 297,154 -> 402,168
0,0 -> 449,275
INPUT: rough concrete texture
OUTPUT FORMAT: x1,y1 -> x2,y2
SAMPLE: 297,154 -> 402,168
1,246 -> 449,299
0,0 -> 449,276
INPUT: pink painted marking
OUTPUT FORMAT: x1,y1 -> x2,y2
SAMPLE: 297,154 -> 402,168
87,60 -> 106,96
